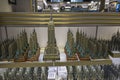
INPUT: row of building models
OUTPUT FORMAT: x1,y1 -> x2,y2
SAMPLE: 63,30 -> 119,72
0,27 -> 120,62
0,64 -> 120,80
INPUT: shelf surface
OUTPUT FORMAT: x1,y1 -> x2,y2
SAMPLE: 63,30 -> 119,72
0,51 -> 112,68
0,48 -> 113,68
0,60 -> 112,68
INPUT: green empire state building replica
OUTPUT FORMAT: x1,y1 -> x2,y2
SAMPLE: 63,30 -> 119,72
43,12 -> 60,61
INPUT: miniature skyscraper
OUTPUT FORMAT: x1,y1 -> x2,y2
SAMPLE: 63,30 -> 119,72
43,11 -> 60,61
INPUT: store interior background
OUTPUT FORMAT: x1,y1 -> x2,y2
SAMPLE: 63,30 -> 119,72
0,0 -> 120,80
0,0 -> 32,12
0,0 -> 120,48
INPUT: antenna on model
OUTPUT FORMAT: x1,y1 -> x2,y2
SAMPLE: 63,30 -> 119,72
50,8 -> 53,21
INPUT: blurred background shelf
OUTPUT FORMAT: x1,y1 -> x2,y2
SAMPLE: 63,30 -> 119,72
0,12 -> 120,26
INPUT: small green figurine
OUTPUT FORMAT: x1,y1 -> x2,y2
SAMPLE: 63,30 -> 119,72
28,29 -> 39,58
15,31 -> 28,60
65,29 -> 76,58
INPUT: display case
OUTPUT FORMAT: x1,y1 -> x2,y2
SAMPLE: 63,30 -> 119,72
0,12 -> 120,80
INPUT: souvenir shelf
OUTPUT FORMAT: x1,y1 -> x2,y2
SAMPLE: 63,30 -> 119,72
0,12 -> 120,26
0,12 -> 120,68
0,60 -> 112,68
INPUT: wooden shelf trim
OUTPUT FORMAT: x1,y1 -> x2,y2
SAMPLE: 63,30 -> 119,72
0,12 -> 120,26
0,59 -> 112,68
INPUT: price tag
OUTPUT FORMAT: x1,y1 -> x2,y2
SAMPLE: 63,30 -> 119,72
106,0 -> 110,4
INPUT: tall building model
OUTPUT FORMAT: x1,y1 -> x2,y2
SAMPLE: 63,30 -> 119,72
43,13 -> 60,61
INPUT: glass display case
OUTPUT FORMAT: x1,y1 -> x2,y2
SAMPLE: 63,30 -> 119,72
0,12 -> 120,80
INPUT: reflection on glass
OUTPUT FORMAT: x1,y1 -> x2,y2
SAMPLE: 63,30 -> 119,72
71,0 -> 83,2
51,0 -> 61,2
